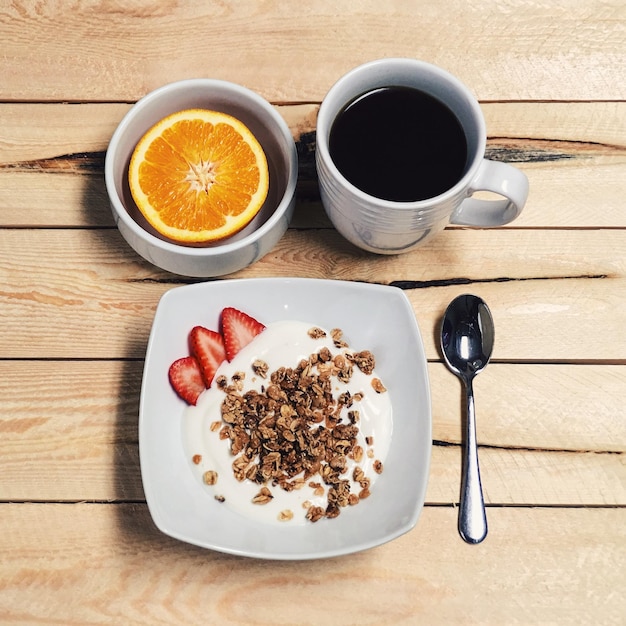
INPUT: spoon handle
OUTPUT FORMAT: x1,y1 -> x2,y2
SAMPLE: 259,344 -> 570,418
459,378 -> 488,544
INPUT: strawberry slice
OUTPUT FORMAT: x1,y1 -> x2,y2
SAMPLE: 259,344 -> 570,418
189,325 -> 226,387
168,356 -> 206,405
221,307 -> 266,361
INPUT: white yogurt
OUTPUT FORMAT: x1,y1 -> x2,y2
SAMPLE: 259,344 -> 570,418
183,320 -> 392,525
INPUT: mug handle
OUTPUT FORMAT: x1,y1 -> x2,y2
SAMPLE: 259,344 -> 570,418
451,159 -> 529,226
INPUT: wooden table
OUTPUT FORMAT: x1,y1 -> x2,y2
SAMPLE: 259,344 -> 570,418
1,2 -> 624,623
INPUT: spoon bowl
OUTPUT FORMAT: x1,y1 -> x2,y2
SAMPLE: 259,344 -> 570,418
441,294 -> 494,544
442,294 -> 495,381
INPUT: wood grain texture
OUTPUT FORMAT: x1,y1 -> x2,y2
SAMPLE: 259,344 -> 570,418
3,102 -> 625,163
0,504 -> 623,625
0,1 -> 624,102
0,229 -> 623,360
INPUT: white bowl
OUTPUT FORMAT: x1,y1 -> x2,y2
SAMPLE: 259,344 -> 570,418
104,79 -> 298,277
140,278 -> 432,559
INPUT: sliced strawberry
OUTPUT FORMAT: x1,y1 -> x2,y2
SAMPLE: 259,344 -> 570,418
221,307 -> 266,361
189,325 -> 226,387
168,356 -> 206,405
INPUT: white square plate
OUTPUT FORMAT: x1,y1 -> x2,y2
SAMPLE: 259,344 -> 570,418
140,278 -> 431,559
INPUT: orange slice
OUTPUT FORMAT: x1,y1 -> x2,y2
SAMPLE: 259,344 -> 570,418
128,109 -> 269,243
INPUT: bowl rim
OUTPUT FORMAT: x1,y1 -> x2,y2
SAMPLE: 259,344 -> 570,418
104,78 -> 298,257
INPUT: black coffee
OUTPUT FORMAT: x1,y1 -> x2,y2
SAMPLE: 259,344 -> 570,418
328,86 -> 468,202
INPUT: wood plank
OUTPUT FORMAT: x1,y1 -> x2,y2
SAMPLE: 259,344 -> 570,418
0,360 -> 142,502
3,159 -> 625,228
2,102 -> 624,164
483,101 -> 626,148
3,102 -> 624,164
431,363 -> 626,452
1,101 -> 624,228
1,160 -> 625,228
0,1 -> 624,101
3,361 -> 622,453
0,103 -> 129,164
1,361 -> 623,504
2,435 -> 623,506
0,229 -> 624,361
403,278 -> 626,363
0,504 -> 623,624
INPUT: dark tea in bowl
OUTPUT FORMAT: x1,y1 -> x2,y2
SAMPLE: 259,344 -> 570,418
316,58 -> 529,254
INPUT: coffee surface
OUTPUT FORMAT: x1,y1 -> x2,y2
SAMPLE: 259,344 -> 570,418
329,86 -> 468,202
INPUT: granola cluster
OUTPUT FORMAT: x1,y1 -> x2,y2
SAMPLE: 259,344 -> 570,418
210,327 -> 386,522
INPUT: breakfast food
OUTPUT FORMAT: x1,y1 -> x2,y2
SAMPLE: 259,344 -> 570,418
168,307 -> 264,405
171,307 -> 392,526
189,326 -> 226,387
221,306 -> 266,361
128,109 -> 269,243
167,356 -> 206,406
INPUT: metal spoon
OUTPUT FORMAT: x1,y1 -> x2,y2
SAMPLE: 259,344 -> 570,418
441,294 -> 494,544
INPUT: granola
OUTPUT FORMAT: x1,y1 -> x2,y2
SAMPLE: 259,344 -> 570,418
213,325 -> 387,522
203,470 -> 218,486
